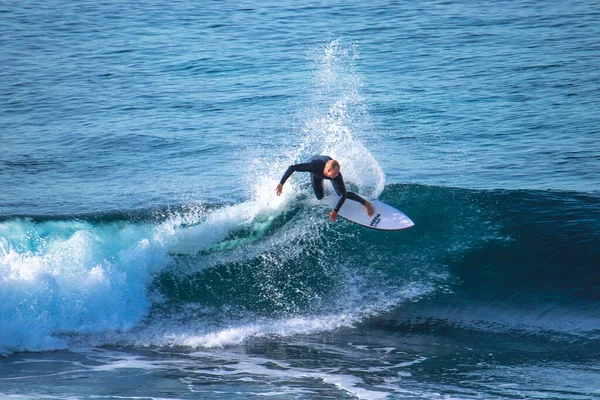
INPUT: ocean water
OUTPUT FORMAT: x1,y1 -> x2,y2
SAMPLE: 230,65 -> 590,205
1,0 -> 599,399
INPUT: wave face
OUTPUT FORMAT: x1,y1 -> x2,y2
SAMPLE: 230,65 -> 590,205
1,184 -> 598,354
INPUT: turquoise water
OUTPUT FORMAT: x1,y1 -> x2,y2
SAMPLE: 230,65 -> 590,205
1,1 -> 599,399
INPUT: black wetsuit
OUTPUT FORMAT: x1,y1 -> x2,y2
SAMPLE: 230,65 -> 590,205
279,155 -> 367,212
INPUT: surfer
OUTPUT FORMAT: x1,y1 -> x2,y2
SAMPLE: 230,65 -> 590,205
275,155 -> 375,222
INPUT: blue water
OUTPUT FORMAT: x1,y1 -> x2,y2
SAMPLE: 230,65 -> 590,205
1,1 -> 599,399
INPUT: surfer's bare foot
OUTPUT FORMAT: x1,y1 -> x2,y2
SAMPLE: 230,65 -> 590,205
365,201 -> 375,216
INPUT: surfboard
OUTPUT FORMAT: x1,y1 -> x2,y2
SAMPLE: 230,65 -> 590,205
336,196 -> 414,230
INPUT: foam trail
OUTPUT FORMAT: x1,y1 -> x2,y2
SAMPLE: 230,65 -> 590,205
103,277 -> 434,350
162,178 -> 298,256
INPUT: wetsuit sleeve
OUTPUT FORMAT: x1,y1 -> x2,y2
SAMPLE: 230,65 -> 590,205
332,175 -> 347,212
279,162 -> 314,185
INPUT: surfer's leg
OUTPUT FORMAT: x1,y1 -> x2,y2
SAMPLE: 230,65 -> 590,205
342,191 -> 374,216
330,179 -> 367,205
330,180 -> 374,216
348,192 -> 367,206
346,192 -> 367,205
311,175 -> 325,200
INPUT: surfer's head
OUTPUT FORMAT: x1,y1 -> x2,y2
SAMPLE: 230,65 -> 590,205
324,159 -> 340,179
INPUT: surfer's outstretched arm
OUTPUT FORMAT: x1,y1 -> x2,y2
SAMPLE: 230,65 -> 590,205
275,162 -> 314,196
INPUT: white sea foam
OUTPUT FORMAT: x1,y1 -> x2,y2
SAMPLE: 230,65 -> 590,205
0,218 -> 168,354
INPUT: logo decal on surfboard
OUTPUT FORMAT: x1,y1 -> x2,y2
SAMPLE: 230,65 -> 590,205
369,213 -> 382,228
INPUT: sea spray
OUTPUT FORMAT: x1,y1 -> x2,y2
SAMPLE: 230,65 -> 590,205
253,39 -> 385,201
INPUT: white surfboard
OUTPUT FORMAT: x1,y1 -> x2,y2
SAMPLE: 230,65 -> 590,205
336,196 -> 414,230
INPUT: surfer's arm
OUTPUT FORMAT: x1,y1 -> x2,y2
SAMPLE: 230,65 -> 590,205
332,176 -> 348,213
333,195 -> 347,213
275,163 -> 314,196
277,162 -> 316,195
279,162 -> 314,185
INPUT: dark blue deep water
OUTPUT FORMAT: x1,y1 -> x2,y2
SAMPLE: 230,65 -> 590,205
1,1 -> 599,398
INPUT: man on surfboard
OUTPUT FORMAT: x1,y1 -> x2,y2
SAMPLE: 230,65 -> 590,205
275,155 -> 375,222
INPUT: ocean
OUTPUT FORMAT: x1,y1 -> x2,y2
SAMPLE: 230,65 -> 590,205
1,0 -> 599,398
